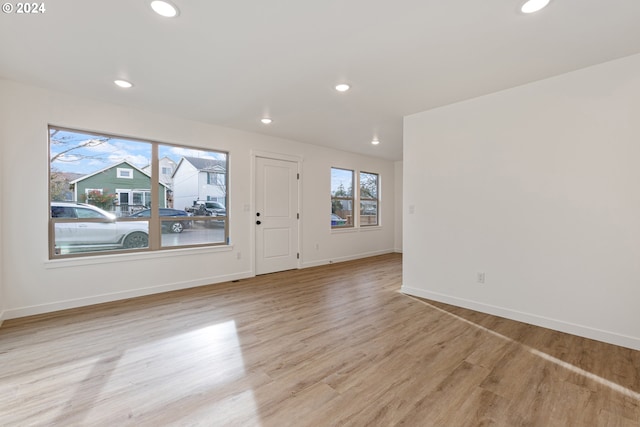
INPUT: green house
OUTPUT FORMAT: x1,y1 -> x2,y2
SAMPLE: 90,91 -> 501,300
70,161 -> 168,216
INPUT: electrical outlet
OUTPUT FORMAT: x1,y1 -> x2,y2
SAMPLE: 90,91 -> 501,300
315,243 -> 319,250
237,252 -> 241,260
477,272 -> 485,284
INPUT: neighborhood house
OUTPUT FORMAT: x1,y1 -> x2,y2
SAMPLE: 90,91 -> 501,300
69,161 -> 169,216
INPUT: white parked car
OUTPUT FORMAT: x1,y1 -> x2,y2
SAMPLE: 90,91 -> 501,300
51,202 -> 149,254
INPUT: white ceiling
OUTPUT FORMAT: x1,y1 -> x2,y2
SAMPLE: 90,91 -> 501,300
2,0 -> 640,160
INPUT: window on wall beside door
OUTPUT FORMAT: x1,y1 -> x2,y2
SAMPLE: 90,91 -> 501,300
48,126 -> 229,258
359,171 -> 379,226
331,167 -> 380,229
331,168 -> 354,228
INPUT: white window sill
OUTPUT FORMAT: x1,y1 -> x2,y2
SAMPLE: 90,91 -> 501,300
44,244 -> 234,269
331,225 -> 383,234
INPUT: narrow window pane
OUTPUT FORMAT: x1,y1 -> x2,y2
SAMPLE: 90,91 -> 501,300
360,171 -> 379,226
331,168 -> 353,197
360,172 -> 378,199
331,167 -> 354,228
159,146 -> 228,248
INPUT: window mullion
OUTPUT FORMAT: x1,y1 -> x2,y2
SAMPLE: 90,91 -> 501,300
149,144 -> 160,250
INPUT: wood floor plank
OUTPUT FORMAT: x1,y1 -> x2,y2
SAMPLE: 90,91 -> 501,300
1,253 -> 639,426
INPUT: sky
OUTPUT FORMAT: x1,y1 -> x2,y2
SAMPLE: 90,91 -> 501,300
51,128 -> 361,195
331,167 -> 354,195
49,128 -> 226,175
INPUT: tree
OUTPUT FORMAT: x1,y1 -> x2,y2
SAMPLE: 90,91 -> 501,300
79,190 -> 117,210
360,174 -> 377,199
49,129 -> 111,163
332,199 -> 342,214
332,183 -> 352,214
50,171 -> 70,201
359,174 -> 378,215
49,130 -> 113,201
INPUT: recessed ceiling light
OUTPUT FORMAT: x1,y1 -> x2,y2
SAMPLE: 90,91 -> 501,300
261,118 -> 273,125
114,79 -> 133,88
371,139 -> 380,145
335,83 -> 350,92
151,0 -> 179,17
521,0 -> 550,14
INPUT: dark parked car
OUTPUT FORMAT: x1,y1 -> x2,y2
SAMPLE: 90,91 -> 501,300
186,200 -> 226,217
51,202 -> 149,253
331,213 -> 348,226
128,208 -> 193,233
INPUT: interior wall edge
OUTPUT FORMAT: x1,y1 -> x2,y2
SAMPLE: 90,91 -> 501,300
400,285 -> 640,352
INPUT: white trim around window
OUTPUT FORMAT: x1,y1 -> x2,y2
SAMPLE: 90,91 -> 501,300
117,167 -> 134,179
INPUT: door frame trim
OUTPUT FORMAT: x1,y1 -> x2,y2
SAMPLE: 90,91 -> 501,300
250,150 -> 303,275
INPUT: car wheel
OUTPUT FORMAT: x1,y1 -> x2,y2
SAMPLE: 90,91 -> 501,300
170,221 -> 184,233
123,232 -> 149,249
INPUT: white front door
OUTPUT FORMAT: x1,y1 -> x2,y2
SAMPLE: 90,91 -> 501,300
255,156 -> 299,275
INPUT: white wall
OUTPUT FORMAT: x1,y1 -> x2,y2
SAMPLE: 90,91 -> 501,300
0,113 -> 4,326
0,79 -> 396,319
300,147 -> 397,268
403,53 -> 640,351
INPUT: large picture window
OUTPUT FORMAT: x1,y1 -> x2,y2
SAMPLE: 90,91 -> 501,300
49,126 -> 228,258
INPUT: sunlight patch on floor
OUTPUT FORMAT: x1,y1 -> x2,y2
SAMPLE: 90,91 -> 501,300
406,295 -> 640,400
76,320 -> 262,424
529,348 -> 640,400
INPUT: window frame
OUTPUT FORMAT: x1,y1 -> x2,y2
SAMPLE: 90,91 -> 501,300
359,171 -> 379,227
48,125 -> 230,259
116,167 -> 134,179
331,167 -> 355,229
331,167 -> 381,230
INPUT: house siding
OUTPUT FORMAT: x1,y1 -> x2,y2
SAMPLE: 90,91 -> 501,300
172,162 -> 200,210
74,163 -> 167,208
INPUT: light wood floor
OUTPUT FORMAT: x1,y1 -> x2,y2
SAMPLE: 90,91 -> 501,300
1,253 -> 638,426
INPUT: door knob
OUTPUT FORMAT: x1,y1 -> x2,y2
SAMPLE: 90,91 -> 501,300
256,212 -> 261,217
256,220 -> 261,225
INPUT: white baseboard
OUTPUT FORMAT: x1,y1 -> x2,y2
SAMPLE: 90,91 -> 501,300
394,248 -> 403,253
3,249 -> 397,320
302,249 -> 395,268
0,310 -> 5,327
3,271 -> 254,320
401,286 -> 640,352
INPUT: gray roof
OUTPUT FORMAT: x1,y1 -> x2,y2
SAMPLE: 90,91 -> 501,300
69,161 -> 170,188
181,156 -> 225,172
